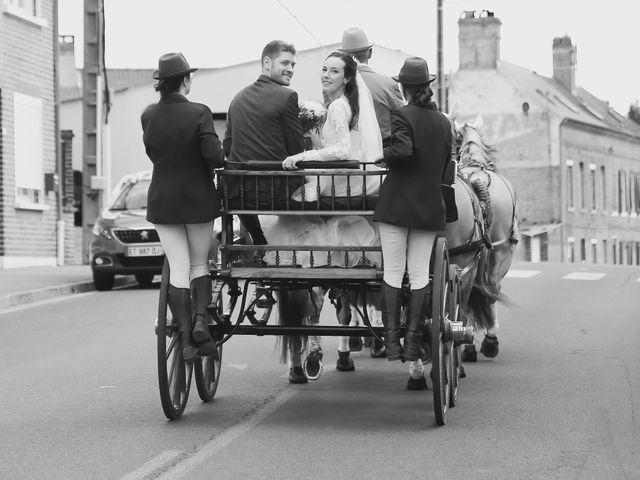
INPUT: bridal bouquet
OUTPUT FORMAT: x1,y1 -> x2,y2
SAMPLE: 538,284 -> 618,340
298,100 -> 327,134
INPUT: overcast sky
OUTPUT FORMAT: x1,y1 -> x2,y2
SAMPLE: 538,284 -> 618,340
58,0 -> 638,114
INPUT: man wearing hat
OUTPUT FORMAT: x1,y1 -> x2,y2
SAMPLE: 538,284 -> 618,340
338,27 -> 405,359
338,27 -> 404,149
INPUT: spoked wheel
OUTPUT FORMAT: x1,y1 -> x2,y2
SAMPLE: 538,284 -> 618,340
156,258 -> 192,420
448,264 -> 462,407
431,237 -> 453,426
194,330 -> 223,402
194,277 -> 240,401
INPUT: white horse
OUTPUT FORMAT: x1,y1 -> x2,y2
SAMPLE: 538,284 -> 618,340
453,115 -> 519,360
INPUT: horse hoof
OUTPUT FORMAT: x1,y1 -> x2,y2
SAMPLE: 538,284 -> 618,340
336,351 -> 355,371
480,335 -> 499,358
459,364 -> 467,378
370,338 -> 386,358
288,366 -> 308,384
349,336 -> 363,352
363,337 -> 373,348
461,344 -> 477,362
303,350 -> 324,380
406,376 -> 427,391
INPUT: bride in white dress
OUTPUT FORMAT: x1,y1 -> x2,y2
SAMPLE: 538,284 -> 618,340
266,51 -> 386,375
262,51 -> 384,268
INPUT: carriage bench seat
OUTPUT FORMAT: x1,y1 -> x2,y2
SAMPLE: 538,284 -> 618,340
218,160 -> 383,214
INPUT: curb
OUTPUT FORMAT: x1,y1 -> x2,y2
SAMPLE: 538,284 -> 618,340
0,277 -> 138,310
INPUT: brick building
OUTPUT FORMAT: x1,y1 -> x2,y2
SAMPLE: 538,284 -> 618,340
448,11 -> 640,264
0,0 -> 72,267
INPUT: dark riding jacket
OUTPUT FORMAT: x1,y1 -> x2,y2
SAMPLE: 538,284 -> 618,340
141,93 -> 225,224
374,104 -> 452,231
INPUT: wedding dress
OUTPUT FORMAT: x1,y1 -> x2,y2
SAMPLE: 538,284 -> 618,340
262,74 -> 384,268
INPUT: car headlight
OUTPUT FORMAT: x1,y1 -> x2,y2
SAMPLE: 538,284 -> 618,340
91,219 -> 113,240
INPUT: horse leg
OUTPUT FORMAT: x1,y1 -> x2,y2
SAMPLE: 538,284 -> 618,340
336,293 -> 355,372
366,291 -> 386,358
277,290 -> 309,384
347,299 -> 364,352
480,302 -> 500,358
406,359 -> 427,391
303,287 -> 326,380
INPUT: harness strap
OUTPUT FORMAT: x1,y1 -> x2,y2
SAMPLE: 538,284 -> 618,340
448,239 -> 485,257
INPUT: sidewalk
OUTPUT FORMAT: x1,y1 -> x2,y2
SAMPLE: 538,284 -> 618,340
0,265 -> 134,309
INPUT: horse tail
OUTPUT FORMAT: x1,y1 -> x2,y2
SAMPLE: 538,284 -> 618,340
467,248 -> 510,331
276,289 -> 311,364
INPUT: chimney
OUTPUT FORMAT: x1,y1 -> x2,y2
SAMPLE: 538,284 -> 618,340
58,35 -> 79,88
552,35 -> 576,94
458,10 -> 501,70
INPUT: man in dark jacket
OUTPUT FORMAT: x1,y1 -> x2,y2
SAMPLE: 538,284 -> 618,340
338,27 -> 405,148
223,40 -> 305,245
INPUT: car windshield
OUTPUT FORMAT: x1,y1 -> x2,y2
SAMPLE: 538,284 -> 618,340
110,179 -> 149,210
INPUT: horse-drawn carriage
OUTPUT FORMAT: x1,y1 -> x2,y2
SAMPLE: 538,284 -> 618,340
154,118 -> 518,426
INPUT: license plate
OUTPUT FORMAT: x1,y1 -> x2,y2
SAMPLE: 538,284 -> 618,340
126,246 -> 164,257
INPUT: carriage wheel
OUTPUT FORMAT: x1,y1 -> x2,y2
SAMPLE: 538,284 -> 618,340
448,264 -> 462,407
193,277 -> 240,400
156,258 -> 192,420
194,332 -> 223,402
431,237 -> 452,426
194,276 -> 237,401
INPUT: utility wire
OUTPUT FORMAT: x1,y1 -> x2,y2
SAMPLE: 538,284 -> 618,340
275,0 -> 326,54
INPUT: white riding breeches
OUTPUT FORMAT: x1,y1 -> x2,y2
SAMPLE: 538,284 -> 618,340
378,222 -> 436,290
154,222 -> 214,288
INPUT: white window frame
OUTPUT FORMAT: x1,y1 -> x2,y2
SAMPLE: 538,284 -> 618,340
2,0 -> 47,27
13,92 -> 47,210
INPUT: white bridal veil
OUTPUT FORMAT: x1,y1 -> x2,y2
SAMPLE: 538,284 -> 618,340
355,71 -> 383,162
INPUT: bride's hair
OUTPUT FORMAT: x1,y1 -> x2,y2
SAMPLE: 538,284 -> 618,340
325,52 -> 359,130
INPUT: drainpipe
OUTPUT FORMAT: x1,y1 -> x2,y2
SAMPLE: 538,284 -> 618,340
53,0 -> 64,265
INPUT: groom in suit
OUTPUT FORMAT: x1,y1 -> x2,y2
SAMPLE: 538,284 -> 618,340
338,27 -> 405,148
223,40 -> 305,245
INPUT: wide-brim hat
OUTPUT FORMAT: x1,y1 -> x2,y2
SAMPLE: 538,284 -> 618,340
152,52 -> 198,80
392,56 -> 436,85
337,27 -> 373,53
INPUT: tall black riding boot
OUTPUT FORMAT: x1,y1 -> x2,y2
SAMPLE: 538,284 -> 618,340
403,286 -> 428,362
190,275 -> 216,356
168,285 -> 199,361
381,282 -> 403,361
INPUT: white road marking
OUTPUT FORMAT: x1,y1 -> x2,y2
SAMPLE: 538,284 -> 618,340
562,272 -> 606,281
99,385 -> 116,389
505,270 -> 541,278
228,363 -> 248,370
118,450 -> 183,480
152,389 -> 299,480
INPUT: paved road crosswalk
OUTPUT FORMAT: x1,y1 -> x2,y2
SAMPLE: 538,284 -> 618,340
506,269 -> 639,281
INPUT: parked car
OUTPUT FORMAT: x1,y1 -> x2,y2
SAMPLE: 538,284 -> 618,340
90,170 -> 164,291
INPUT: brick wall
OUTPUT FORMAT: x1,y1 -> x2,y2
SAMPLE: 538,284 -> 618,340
0,1 -> 58,267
